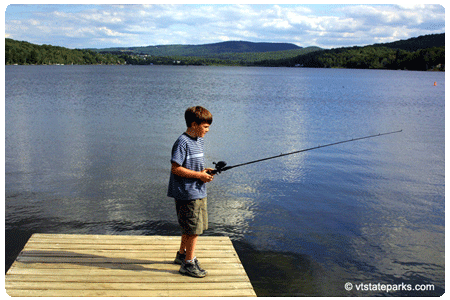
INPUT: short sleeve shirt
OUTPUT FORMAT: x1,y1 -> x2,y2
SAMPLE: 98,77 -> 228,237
167,133 -> 207,200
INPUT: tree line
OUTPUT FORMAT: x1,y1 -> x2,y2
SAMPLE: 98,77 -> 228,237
5,39 -> 235,66
253,45 -> 445,71
5,38 -> 126,65
5,37 -> 445,71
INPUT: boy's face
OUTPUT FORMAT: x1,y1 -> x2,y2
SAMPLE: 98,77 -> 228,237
192,122 -> 210,138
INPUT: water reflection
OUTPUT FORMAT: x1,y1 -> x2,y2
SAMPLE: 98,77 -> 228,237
5,104 -> 34,189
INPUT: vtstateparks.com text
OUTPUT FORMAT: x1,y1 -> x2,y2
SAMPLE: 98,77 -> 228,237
344,282 -> 435,293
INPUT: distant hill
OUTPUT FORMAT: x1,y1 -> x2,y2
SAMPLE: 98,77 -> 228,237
372,33 -> 445,52
95,41 -> 302,57
4,37 -> 316,66
255,33 -> 445,71
5,38 -> 127,65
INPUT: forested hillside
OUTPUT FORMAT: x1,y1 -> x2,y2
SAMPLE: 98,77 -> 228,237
95,41 -> 302,56
256,45 -> 444,71
5,33 -> 445,71
5,38 -> 126,65
255,34 -> 445,71
372,33 -> 445,52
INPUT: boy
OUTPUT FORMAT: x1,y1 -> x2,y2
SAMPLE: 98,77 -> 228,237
167,106 -> 214,278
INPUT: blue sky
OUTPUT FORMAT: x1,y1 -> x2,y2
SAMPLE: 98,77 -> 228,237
4,4 -> 445,49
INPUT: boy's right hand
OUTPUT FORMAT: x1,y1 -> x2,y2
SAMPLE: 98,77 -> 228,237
199,169 -> 214,183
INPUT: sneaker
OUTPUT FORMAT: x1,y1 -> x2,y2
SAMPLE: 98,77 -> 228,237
174,251 -> 186,265
179,261 -> 207,278
194,257 -> 207,275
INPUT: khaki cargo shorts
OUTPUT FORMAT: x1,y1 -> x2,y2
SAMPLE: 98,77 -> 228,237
175,197 -> 208,235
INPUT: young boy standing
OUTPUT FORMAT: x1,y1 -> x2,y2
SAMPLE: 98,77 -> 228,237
168,106 -> 214,278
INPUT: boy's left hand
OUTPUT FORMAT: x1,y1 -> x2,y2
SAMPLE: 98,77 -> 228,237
205,168 -> 215,175
200,169 -> 215,182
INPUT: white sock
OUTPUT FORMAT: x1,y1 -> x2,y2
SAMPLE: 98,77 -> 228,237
186,257 -> 196,264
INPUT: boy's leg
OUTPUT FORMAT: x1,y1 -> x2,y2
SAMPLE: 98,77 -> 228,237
179,234 -> 187,254
181,234 -> 198,261
184,234 -> 206,273
178,233 -> 205,278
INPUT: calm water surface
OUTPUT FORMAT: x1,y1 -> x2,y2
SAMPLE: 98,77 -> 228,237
5,65 -> 444,296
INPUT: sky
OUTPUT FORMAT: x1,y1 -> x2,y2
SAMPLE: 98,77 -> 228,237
3,3 -> 445,49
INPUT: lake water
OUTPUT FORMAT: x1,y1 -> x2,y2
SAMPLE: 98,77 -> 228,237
5,65 -> 444,296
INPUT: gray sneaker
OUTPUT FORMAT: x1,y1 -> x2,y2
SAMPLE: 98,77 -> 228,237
179,261 -> 207,278
174,251 -> 186,265
194,257 -> 207,275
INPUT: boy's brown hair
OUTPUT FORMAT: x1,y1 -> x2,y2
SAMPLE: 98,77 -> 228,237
185,106 -> 213,127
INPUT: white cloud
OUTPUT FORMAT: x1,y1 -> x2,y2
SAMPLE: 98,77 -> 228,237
341,4 -> 444,28
5,4 -> 445,49
395,4 -> 428,10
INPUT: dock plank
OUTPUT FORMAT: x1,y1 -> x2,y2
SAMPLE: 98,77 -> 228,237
6,234 -> 256,297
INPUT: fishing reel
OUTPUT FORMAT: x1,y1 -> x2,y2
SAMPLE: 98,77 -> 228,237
211,161 -> 227,174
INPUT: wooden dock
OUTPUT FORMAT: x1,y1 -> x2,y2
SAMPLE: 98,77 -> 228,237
5,233 -> 256,297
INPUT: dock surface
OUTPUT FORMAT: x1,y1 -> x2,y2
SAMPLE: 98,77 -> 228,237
6,233 -> 256,297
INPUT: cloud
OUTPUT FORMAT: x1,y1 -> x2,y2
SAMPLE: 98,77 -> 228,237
309,4 -> 445,47
5,4 -> 445,49
340,4 -> 444,32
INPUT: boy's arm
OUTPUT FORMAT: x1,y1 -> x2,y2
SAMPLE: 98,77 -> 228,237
171,162 -> 214,183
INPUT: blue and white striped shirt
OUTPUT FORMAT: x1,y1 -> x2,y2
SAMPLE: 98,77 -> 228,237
167,133 -> 207,200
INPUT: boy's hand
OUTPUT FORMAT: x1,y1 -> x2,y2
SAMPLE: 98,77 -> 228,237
171,163 -> 214,183
199,169 -> 214,183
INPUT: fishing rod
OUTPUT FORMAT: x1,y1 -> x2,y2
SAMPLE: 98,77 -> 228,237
208,129 -> 402,175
